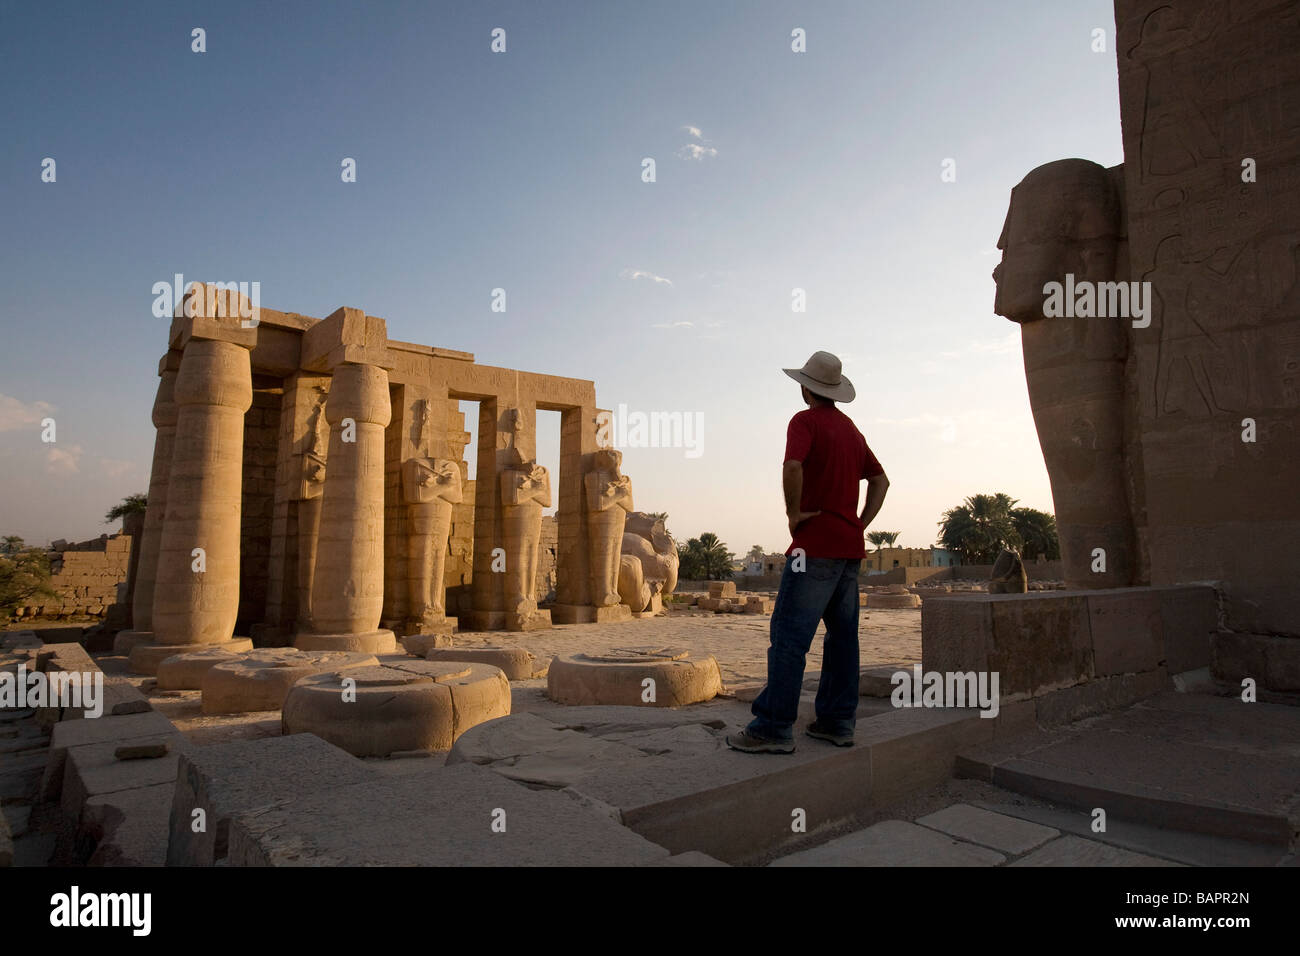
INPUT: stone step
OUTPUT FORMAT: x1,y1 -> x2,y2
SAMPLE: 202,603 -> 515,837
968,800 -> 1290,867
956,693 -> 1300,849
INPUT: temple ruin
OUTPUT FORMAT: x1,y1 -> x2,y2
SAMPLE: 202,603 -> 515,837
115,287 -> 641,675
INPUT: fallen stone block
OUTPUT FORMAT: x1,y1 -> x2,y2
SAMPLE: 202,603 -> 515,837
226,763 -> 672,866
81,782 -> 173,867
41,710 -> 177,804
707,581 -> 737,599
167,733 -> 378,866
61,731 -> 188,821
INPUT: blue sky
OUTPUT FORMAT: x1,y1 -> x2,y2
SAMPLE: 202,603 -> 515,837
0,0 -> 1123,555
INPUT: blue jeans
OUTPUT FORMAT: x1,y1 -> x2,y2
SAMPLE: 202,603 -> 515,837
746,558 -> 861,741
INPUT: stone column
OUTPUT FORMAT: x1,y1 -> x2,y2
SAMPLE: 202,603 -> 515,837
114,351 -> 180,654
296,362 -> 396,653
129,338 -> 256,673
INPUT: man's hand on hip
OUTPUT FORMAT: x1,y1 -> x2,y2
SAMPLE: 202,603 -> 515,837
788,510 -> 822,535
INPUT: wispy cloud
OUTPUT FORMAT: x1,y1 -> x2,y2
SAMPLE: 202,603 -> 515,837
682,125 -> 703,139
46,444 -> 82,475
100,458 -> 132,478
651,320 -> 694,329
676,143 -> 717,161
620,268 -> 673,286
0,394 -> 55,432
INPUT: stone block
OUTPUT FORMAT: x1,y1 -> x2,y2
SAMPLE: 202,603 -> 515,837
922,597 -> 993,676
988,594 -> 1092,698
167,734 -> 377,865
63,732 -> 189,821
915,803 -> 1058,855
1087,588 -> 1162,677
770,820 -> 1005,867
707,581 -> 737,599
41,711 -> 178,804
1010,835 -> 1180,867
1034,669 -> 1169,727
226,763 -> 671,866
1157,585 -> 1217,674
82,782 -> 173,867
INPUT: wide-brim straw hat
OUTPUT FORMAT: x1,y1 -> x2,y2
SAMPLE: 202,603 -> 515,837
782,351 -> 855,402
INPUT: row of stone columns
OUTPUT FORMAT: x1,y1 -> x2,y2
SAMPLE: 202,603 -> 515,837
120,316 -> 627,671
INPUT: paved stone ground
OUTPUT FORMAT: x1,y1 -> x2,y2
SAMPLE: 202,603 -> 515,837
96,608 -> 922,746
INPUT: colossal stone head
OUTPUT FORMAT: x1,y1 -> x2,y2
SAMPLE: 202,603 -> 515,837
993,159 -> 1123,324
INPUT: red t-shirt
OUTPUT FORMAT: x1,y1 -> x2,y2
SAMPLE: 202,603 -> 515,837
784,406 -> 884,559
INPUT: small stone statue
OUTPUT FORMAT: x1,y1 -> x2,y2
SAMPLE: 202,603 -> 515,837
989,548 -> 1028,594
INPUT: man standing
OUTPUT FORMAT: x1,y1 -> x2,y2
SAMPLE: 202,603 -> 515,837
727,351 -> 889,753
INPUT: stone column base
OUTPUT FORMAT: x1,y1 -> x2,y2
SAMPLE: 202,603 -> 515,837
458,609 -> 553,632
403,614 -> 457,636
507,609 -> 552,632
295,628 -> 397,654
550,604 -> 633,624
127,637 -> 255,676
112,630 -> 157,655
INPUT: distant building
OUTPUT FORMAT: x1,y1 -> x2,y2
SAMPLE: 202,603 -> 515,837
741,552 -> 786,576
864,546 -> 961,572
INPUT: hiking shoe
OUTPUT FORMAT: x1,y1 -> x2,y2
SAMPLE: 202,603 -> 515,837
726,729 -> 795,754
806,721 -> 854,747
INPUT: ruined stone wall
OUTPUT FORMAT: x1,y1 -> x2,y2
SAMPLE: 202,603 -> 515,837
1115,0 -> 1300,637
13,533 -> 131,620
237,385 -> 281,631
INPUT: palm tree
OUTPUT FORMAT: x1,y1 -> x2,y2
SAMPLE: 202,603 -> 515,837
105,493 -> 148,524
697,532 -> 735,580
1011,507 -> 1060,561
746,544 -> 765,566
937,493 -> 1022,564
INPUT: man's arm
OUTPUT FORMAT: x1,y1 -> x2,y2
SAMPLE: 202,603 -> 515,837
859,472 -> 890,529
784,460 -> 821,535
